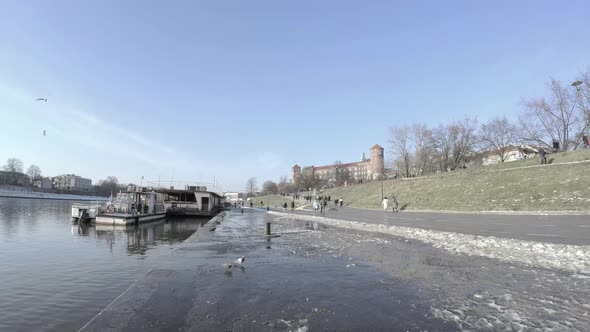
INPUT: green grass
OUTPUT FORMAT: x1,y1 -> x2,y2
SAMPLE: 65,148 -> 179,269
317,150 -> 590,211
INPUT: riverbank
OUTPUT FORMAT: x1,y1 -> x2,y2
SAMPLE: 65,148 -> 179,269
80,209 -> 454,331
80,208 -> 590,331
0,185 -> 107,201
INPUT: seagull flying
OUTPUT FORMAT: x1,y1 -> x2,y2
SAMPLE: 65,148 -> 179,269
43,130 -> 46,136
35,98 -> 48,102
223,263 -> 233,270
235,256 -> 245,265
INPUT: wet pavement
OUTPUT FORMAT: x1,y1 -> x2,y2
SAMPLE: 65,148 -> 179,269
81,208 -> 590,331
270,213 -> 590,331
81,208 -> 455,331
269,205 -> 590,245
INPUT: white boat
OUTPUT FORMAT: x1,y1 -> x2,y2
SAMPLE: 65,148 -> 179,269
95,190 -> 166,226
71,202 -> 101,223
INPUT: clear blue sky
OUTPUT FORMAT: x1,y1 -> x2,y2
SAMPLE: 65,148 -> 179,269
1,1 -> 589,191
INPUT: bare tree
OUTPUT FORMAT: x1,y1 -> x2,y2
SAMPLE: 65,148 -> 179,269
429,116 -> 479,171
299,172 -> 321,191
479,116 -> 518,163
389,126 -> 412,177
451,116 -> 479,168
411,123 -> 434,176
332,160 -> 350,185
98,176 -> 121,195
520,78 -> 581,151
26,164 -> 42,181
245,177 -> 258,197
262,180 -> 278,194
277,176 -> 289,193
3,158 -> 24,173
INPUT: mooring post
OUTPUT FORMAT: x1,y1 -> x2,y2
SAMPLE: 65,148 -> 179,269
265,222 -> 271,236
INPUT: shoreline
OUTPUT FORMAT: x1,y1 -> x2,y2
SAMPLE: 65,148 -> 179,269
0,194 -> 107,201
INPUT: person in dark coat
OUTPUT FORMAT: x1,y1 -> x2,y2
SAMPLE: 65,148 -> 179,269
391,195 -> 399,213
539,148 -> 547,165
291,201 -> 295,212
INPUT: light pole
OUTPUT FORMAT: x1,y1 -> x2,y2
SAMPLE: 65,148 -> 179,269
381,171 -> 384,201
572,80 -> 589,146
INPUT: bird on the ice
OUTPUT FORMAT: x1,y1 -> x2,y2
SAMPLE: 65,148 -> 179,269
35,98 -> 48,102
235,256 -> 245,265
223,263 -> 233,270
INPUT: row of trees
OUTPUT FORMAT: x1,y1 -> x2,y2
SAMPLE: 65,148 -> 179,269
245,176 -> 301,197
1,158 -> 43,185
1,157 -> 125,196
389,71 -> 590,177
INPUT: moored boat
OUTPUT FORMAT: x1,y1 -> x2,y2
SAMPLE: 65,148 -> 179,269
95,189 -> 166,226
71,202 -> 101,223
154,186 -> 224,217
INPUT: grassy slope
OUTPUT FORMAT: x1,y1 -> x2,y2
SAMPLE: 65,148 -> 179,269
318,150 -> 590,211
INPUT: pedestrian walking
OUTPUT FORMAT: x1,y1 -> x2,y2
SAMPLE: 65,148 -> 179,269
339,198 -> 343,207
291,201 -> 295,212
283,202 -> 287,212
539,148 -> 547,165
382,197 -> 388,210
391,195 -> 399,213
313,200 -> 320,214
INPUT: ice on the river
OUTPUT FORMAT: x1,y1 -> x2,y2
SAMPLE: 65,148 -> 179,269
269,211 -> 590,274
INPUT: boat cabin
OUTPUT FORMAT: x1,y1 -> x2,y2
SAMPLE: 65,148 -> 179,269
103,191 -> 166,215
156,187 -> 224,216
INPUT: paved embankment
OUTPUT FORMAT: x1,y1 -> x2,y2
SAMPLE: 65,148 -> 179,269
79,208 -> 590,331
78,209 -> 453,331
281,205 -> 590,245
269,210 -> 590,274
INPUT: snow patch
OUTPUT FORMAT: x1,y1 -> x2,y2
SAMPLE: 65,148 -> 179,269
270,211 -> 590,273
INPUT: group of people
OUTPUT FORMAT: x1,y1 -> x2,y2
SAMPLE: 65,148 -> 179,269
311,195 -> 344,215
382,195 -> 399,213
282,201 -> 296,212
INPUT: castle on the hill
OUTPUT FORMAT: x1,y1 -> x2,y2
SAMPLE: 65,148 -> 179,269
291,144 -> 385,185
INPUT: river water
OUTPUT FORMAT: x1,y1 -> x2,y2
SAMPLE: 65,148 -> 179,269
0,197 -> 209,332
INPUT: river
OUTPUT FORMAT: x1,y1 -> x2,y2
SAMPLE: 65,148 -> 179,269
0,197 -> 210,332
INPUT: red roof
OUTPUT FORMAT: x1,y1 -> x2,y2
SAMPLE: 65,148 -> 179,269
370,144 -> 383,150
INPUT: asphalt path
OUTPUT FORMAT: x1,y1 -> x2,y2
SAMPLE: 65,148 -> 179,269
270,206 -> 590,245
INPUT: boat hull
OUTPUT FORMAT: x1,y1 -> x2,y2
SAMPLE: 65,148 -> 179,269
95,212 -> 167,225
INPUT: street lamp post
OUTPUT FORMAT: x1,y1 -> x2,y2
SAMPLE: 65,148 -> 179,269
381,172 -> 384,201
572,80 -> 589,145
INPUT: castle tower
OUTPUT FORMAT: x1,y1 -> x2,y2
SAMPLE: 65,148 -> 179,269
291,164 -> 301,184
369,144 -> 384,180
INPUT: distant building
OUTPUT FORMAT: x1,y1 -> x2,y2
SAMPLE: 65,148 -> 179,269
33,177 -> 54,189
292,144 -> 385,185
54,174 -> 92,191
481,144 -> 539,166
224,192 -> 241,204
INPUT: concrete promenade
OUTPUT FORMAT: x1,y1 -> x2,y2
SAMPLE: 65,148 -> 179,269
276,205 -> 590,245
79,209 -> 453,331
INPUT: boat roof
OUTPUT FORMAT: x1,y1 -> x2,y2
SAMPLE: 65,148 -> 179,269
154,188 -> 224,198
120,190 -> 161,195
